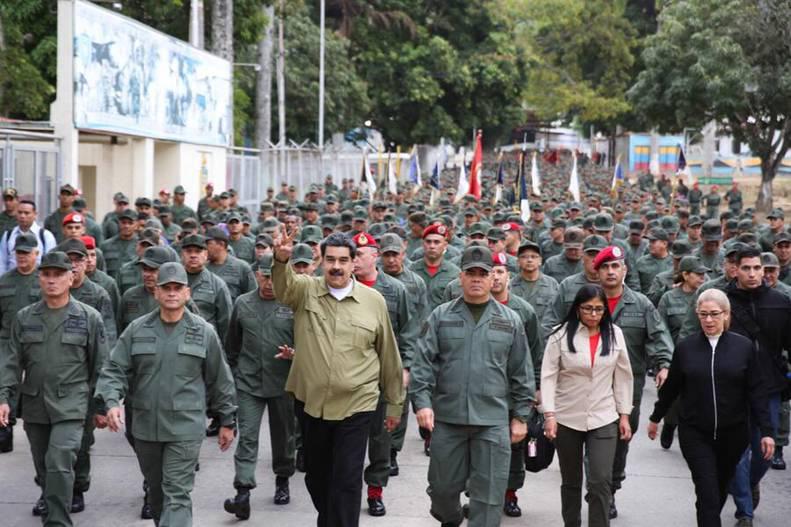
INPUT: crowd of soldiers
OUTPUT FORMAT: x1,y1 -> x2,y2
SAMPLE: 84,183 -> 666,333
0,148 -> 789,527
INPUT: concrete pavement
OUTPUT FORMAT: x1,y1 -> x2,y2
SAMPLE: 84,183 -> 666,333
1,383 -> 789,526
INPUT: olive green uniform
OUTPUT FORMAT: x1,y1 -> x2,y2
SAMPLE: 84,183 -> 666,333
44,208 -> 74,244
542,254 -> 583,285
646,269 -> 675,307
703,191 -> 721,220
171,205 -> 197,226
83,215 -> 104,246
100,235 -> 138,280
695,249 -> 724,278
207,256 -> 257,303
226,289 -> 295,490
411,298 -> 535,527
688,188 -> 703,216
0,210 -> 17,235
725,188 -> 743,213
540,239 -> 564,260
541,272 -> 600,337
101,211 -> 120,241
161,223 -> 182,243
410,258 -> 461,311
186,268 -> 233,343
635,253 -> 672,293
116,257 -> 143,297
228,236 -> 256,265
0,299 -> 107,527
510,273 -> 560,322
88,269 -> 121,316
95,309 -> 237,526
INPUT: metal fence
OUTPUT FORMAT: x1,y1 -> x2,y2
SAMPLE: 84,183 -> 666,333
0,129 -> 62,215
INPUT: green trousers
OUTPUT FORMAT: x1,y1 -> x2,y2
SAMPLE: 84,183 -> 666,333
389,390 -> 412,452
135,439 -> 202,527
612,373 -> 645,493
364,398 -> 392,488
234,391 -> 296,489
73,418 -> 96,493
557,422 -> 618,527
428,421 -> 510,527
24,419 -> 84,527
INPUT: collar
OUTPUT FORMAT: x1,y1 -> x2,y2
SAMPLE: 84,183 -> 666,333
316,277 -> 362,303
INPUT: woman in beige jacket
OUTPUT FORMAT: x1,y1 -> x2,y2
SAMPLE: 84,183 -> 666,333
541,284 -> 634,527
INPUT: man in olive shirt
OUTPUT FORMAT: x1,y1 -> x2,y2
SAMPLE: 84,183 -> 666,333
0,232 -> 40,454
171,185 -> 198,226
0,251 -> 107,524
542,227 -> 585,284
635,227 -> 673,293
206,226 -> 256,302
227,212 -> 256,264
95,262 -> 237,527
223,254 -> 296,520
272,230 -> 404,527
0,187 -> 19,235
100,208 -> 139,280
510,239 -> 559,322
411,245 -> 535,527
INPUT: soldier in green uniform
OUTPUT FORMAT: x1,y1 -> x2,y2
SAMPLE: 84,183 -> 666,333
593,246 -> 673,518
542,227 -> 585,284
197,183 -> 215,222
101,192 -> 130,241
0,188 -> 19,235
351,232 -> 417,517
44,184 -> 77,244
485,228 -> 519,275
227,213 -> 255,264
635,227 -> 673,293
410,245 -> 535,527
95,262 -> 237,527
774,232 -> 791,286
83,236 -> 121,316
688,182 -> 703,216
725,182 -> 743,214
703,185 -> 721,220
205,227 -> 256,303
510,240 -> 559,322
100,209 -> 139,280
526,202 -> 549,241
223,254 -> 296,520
157,207 -> 182,242
540,219 -> 566,260
406,212 -> 429,259
760,208 -> 786,251
624,220 -> 647,273
0,251 -> 107,524
696,220 -> 725,277
171,186 -> 197,226
410,223 -> 461,311
116,228 -> 163,297
683,215 -> 704,252
0,233 -> 40,453
645,239 -> 693,306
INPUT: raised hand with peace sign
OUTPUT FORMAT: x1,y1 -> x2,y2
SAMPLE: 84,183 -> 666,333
273,224 -> 300,263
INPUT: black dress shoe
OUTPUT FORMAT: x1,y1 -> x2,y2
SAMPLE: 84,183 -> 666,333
32,496 -> 47,517
71,492 -> 85,513
771,446 -> 786,470
296,448 -> 306,473
224,489 -> 251,520
367,497 -> 386,516
206,418 -> 221,437
274,477 -> 290,505
389,450 -> 399,477
660,424 -> 676,449
424,438 -> 431,457
503,497 -> 522,517
140,500 -> 153,520
0,425 -> 13,453
609,497 -> 618,519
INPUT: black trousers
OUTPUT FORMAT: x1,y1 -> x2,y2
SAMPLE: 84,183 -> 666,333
296,400 -> 374,527
678,422 -> 749,527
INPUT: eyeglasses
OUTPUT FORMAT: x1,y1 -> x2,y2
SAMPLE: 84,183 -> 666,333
579,306 -> 606,314
697,311 -> 724,319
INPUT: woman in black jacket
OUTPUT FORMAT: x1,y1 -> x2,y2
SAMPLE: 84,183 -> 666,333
647,288 -> 774,527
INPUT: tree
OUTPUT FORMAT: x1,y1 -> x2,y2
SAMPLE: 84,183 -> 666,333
629,0 -> 791,211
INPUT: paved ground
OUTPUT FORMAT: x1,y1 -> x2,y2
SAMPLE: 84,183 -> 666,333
1,383 -> 789,526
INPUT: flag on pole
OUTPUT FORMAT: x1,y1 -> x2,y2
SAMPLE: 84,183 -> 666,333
568,151 -> 581,202
517,153 -> 530,223
387,151 -> 397,195
530,152 -> 541,196
467,130 -> 483,201
611,155 -> 624,197
407,145 -> 422,193
361,148 -> 377,196
395,145 -> 402,181
494,152 -> 504,205
454,147 -> 469,204
676,145 -> 692,185
429,157 -> 441,208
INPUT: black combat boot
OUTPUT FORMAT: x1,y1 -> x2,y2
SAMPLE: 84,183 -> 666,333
141,481 -> 153,519
389,449 -> 399,476
224,488 -> 251,520
274,477 -> 290,505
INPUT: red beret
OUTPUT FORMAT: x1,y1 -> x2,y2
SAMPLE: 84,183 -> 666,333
422,223 -> 449,240
592,245 -> 626,270
63,212 -> 84,225
80,235 -> 96,250
501,222 -> 521,234
352,232 -> 378,249
492,252 -> 508,267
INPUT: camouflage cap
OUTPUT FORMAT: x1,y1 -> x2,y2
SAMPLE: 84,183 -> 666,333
157,262 -> 189,286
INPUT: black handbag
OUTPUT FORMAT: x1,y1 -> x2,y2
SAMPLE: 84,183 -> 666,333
524,411 -> 555,473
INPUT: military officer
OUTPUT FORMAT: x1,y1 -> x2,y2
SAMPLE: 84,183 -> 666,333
101,192 -> 129,241
406,212 -> 430,258
223,254 -> 296,520
83,236 -> 121,316
205,227 -> 256,303
696,220 -> 725,277
0,187 -> 19,235
540,218 -> 566,260
95,262 -> 237,527
624,221 -> 647,273
0,251 -> 107,524
157,207 -> 182,242
688,182 -> 703,216
510,240 -> 559,322
227,213 -> 256,264
774,231 -> 791,286
410,223 -> 462,311
171,186 -> 197,226
703,185 -> 721,219
44,184 -> 76,244
100,208 -> 139,280
410,245 -> 535,527
485,228 -> 519,275
593,246 -> 673,518
683,215 -> 704,252
526,202 -> 549,241
645,239 -> 693,306
635,227 -> 673,293
760,208 -> 786,251
115,228 -> 164,296
0,232 -> 41,454
61,212 -> 106,272
725,182 -> 743,214
542,227 -> 585,284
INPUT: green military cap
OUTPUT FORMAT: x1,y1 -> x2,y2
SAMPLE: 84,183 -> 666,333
582,216 -> 595,231
242,215 -> 252,225
135,196 -> 152,207
549,218 -> 567,230
671,239 -> 692,258
173,185 -> 186,194
614,203 -> 625,213
14,232 -> 38,253
774,231 -> 791,245
583,234 -> 607,253
679,256 -> 709,274
486,227 -> 505,241
140,246 -> 176,268
647,227 -> 669,242
379,233 -> 404,254
201,217 -> 217,226
463,195 -> 477,203
226,212 -> 242,223
372,201 -> 387,210
465,221 -> 487,237
438,198 -> 451,208
564,227 -> 585,248
303,202 -> 319,212
549,207 -> 565,219
719,211 -> 734,222
660,216 -> 680,234
569,201 -> 583,211
300,225 -> 323,244
340,211 -> 354,225
517,239 -> 541,256
73,198 -> 87,211
326,194 -> 337,204
737,232 -> 758,245
228,188 -> 238,197
260,201 -> 274,211
724,219 -> 739,232
290,243 -> 314,265
206,226 -> 229,243
40,251 -> 72,271
158,205 -> 171,216
320,214 -> 339,228
308,184 -> 319,193
353,208 -> 368,220
761,252 -> 780,268
357,198 -> 371,208
408,211 -> 428,226
368,223 -> 388,240
139,228 -> 161,246
288,185 -> 296,191
702,220 -> 722,241
2,187 -> 18,199
383,213 -> 396,223
118,209 -> 137,222
261,218 -> 280,233
386,225 -> 407,239
593,213 -> 614,232
181,218 -> 199,230
252,253 -> 274,275
737,219 -> 753,232
688,215 -> 704,227
768,207 -> 785,219
181,234 -> 207,249
460,245 -> 493,272
530,202 -> 543,211
218,191 -> 230,200
463,207 -> 479,217
725,242 -> 749,257
255,233 -> 273,247
276,200 -> 289,209
157,262 -> 189,286
56,238 -> 88,257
